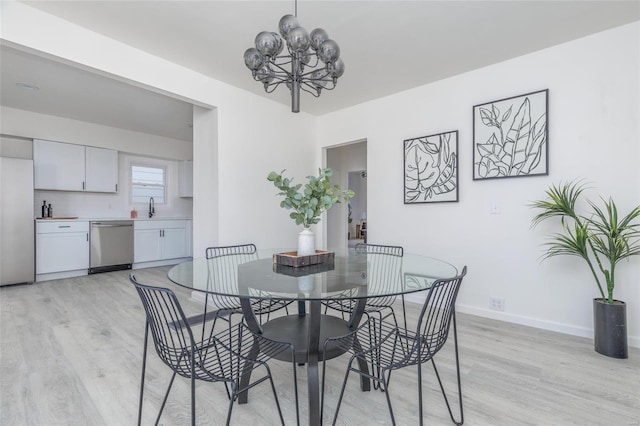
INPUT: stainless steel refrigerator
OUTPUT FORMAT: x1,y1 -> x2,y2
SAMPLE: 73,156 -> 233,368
1,157 -> 35,286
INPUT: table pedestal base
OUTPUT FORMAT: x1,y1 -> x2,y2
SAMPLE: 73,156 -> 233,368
260,314 -> 351,363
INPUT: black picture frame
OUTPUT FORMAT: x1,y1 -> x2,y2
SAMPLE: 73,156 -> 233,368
404,130 -> 458,204
472,89 -> 548,180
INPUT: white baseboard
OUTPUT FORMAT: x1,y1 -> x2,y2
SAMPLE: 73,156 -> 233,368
403,294 -> 639,349
36,269 -> 87,282
132,257 -> 191,270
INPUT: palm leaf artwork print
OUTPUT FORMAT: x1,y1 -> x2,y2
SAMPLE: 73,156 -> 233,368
404,130 -> 458,204
473,89 -> 548,180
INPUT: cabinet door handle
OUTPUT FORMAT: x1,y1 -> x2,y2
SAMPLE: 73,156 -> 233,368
58,225 -> 71,228
87,233 -> 89,241
115,183 -> 118,192
82,181 -> 85,190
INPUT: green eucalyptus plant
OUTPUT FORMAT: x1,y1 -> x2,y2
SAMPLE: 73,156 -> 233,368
531,180 -> 640,304
267,168 -> 354,229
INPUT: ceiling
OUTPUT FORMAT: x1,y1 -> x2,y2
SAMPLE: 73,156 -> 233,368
1,1 -> 639,142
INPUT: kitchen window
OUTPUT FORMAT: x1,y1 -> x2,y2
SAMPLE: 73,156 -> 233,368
131,164 -> 166,204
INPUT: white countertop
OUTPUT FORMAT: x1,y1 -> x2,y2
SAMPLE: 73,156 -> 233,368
35,217 -> 192,222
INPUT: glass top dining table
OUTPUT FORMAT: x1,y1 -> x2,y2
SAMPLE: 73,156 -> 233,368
168,248 -> 458,300
168,248 -> 458,426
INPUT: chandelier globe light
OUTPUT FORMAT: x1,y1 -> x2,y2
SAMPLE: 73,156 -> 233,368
243,4 -> 344,113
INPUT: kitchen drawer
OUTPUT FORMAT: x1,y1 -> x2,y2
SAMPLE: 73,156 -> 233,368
36,221 -> 89,233
134,220 -> 186,230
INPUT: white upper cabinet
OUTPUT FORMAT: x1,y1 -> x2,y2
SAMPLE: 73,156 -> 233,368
178,160 -> 193,198
33,139 -> 118,193
34,139 -> 85,191
85,146 -> 118,192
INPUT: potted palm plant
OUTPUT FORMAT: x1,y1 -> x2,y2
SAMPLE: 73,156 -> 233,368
531,180 -> 640,358
267,168 -> 354,256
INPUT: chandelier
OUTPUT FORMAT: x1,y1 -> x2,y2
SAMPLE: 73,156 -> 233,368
243,4 -> 344,113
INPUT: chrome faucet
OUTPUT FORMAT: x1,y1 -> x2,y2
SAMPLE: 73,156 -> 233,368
149,197 -> 155,218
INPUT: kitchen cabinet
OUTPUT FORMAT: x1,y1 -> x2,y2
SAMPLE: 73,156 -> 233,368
185,219 -> 193,257
134,220 -> 188,263
34,139 -> 85,191
33,139 -> 118,192
178,160 -> 193,197
36,221 -> 89,275
85,146 -> 118,192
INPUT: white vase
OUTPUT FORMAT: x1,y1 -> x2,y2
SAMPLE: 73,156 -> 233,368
297,275 -> 314,292
297,227 -> 315,256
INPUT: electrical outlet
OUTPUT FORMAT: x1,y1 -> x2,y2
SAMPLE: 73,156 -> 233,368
490,200 -> 501,214
489,297 -> 505,311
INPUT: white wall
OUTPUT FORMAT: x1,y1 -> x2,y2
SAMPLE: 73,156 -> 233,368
318,22 -> 640,347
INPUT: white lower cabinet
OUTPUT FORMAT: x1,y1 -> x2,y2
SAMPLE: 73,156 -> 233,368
36,221 -> 89,276
134,229 -> 164,263
134,220 -> 188,263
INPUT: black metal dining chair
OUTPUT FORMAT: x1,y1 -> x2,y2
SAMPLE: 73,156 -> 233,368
325,266 -> 467,426
322,243 -> 405,389
204,244 -> 293,327
323,243 -> 406,328
130,274 -> 295,426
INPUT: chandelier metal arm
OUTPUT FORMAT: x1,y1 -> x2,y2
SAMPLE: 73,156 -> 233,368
299,84 -> 321,98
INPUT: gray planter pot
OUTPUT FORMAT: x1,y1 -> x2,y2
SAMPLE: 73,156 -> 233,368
593,298 -> 628,359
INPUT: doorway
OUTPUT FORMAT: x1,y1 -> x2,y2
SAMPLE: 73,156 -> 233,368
348,170 -> 367,246
326,140 -> 367,250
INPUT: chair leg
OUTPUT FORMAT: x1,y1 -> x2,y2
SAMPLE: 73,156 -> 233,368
333,354 -> 387,425
291,349 -> 300,426
331,357 -> 354,426
226,383 -> 236,426
266,366 -> 286,426
369,310 -> 397,391
320,340 -> 331,425
381,369 -> 397,426
431,314 -> 464,425
137,322 -> 150,426
191,350 -> 196,426
401,295 -> 409,332
155,341 -> 186,425
417,356 -> 424,426
156,371 -> 177,425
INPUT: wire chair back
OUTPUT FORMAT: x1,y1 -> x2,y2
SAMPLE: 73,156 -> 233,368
130,276 -> 197,379
355,243 -> 403,308
354,243 -> 403,257
413,266 -> 467,362
205,244 -> 258,311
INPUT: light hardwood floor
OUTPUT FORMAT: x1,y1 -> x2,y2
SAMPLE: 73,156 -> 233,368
1,267 -> 638,425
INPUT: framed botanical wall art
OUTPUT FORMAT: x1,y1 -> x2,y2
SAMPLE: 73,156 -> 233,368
473,89 -> 548,180
404,130 -> 458,204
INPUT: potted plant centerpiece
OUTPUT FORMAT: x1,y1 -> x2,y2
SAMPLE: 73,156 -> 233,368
531,180 -> 640,358
267,168 -> 354,256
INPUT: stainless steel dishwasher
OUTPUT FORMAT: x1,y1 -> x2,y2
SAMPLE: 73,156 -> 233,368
89,220 -> 134,274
